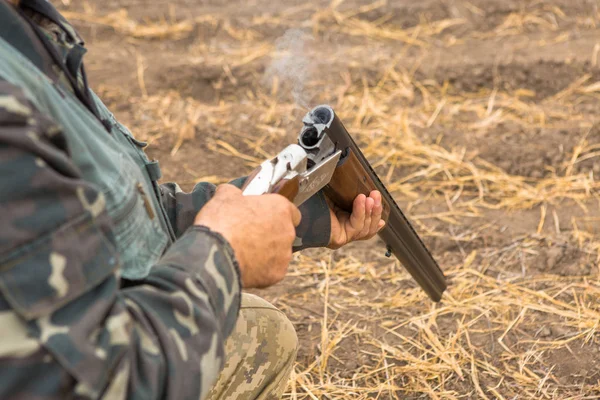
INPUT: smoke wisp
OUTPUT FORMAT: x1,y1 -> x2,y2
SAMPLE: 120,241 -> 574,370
263,29 -> 315,109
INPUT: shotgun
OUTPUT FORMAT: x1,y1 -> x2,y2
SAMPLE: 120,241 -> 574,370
242,105 -> 446,301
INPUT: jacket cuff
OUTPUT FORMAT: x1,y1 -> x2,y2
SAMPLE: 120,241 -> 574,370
293,190 -> 331,251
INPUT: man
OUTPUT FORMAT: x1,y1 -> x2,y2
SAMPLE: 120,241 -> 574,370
0,0 -> 384,399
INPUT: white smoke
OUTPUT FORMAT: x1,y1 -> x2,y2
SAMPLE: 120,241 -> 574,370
263,29 -> 314,109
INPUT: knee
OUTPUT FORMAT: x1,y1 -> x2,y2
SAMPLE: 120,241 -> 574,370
240,293 -> 298,362
207,294 -> 298,399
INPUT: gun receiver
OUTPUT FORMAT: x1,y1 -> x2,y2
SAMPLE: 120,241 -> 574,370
298,105 -> 446,302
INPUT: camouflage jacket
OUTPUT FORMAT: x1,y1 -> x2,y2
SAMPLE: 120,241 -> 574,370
0,1 -> 330,399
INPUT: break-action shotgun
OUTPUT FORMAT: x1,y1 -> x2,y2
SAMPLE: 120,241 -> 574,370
242,105 -> 446,301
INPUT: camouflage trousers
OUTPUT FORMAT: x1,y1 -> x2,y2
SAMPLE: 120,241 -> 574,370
206,293 -> 298,400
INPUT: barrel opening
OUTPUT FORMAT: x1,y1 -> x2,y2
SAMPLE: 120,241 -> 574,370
313,107 -> 332,124
300,127 -> 320,148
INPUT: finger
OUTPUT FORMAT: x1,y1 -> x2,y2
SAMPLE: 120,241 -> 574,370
290,204 -> 302,227
365,196 -> 375,216
349,194 -> 367,230
377,220 -> 386,231
360,196 -> 374,237
369,191 -> 383,234
369,190 -> 381,202
372,191 -> 382,206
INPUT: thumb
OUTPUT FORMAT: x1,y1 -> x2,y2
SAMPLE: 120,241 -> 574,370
290,204 -> 302,228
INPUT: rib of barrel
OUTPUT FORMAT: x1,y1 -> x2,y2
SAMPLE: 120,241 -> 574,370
302,105 -> 447,302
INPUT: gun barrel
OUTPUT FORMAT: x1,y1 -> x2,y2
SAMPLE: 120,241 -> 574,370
300,105 -> 447,302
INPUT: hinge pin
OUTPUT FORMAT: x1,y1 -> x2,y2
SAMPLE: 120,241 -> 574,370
385,245 -> 392,258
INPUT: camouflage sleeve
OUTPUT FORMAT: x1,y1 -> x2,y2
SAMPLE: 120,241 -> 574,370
0,80 -> 241,399
161,177 -> 331,250
160,181 -> 216,237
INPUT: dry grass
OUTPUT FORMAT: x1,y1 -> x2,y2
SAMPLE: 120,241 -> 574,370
281,243 -> 600,398
76,0 -> 600,398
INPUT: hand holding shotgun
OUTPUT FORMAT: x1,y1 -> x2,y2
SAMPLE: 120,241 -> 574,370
238,105 -> 447,301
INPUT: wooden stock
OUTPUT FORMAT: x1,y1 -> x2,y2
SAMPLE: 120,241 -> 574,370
271,176 -> 300,202
323,150 -> 391,222
241,164 -> 300,202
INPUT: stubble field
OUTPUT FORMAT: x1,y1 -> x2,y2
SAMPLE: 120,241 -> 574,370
62,0 -> 600,398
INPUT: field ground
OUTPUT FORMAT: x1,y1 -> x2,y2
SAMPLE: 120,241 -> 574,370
61,0 -> 600,398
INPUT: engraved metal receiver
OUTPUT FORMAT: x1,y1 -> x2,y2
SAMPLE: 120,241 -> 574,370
241,144 -> 341,206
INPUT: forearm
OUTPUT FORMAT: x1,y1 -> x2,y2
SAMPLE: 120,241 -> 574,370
159,177 -> 248,238
162,177 -> 331,250
117,226 -> 241,399
160,182 -> 216,237
0,226 -> 241,400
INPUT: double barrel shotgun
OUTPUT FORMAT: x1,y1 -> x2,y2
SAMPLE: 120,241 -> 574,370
242,105 -> 446,302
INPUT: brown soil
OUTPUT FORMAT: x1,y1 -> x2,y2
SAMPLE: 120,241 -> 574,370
62,0 -> 600,398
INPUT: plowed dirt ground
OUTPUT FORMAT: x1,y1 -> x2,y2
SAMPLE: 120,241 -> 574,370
62,0 -> 600,397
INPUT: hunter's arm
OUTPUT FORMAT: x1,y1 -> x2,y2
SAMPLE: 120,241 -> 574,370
0,80 -> 240,399
161,177 -> 331,250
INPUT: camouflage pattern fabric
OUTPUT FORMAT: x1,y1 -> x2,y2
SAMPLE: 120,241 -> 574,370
162,178 -> 331,249
0,77 -> 241,399
206,293 -> 298,400
22,5 -> 88,97
0,1 -> 332,399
